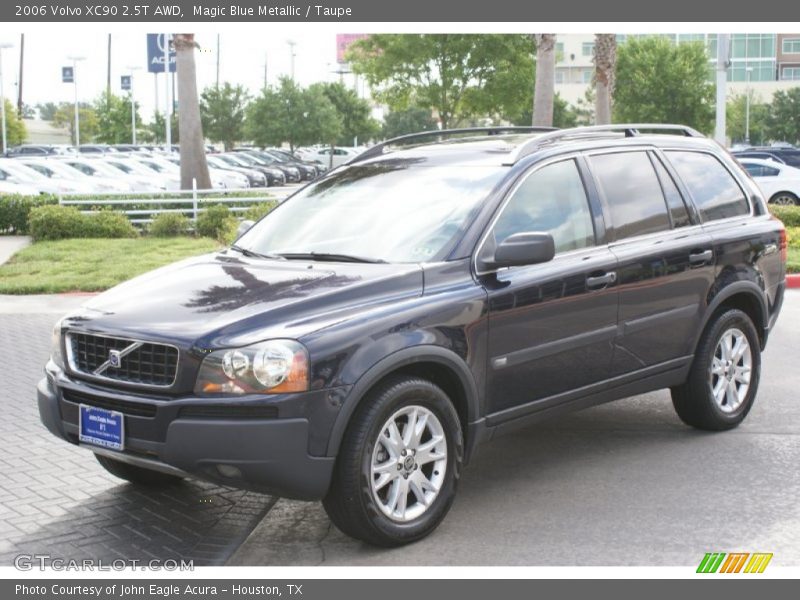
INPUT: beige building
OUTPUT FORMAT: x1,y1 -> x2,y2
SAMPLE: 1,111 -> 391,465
554,33 -> 800,108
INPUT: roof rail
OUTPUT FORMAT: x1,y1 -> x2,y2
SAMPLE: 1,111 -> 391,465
506,123 -> 705,164
347,126 -> 558,165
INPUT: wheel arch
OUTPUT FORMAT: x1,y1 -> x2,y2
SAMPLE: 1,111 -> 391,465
697,282 -> 768,351
326,346 -> 481,461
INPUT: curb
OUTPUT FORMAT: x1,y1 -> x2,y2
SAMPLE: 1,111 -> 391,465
788,274 -> 800,289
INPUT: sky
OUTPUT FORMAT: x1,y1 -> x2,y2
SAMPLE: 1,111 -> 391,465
0,28 -> 360,121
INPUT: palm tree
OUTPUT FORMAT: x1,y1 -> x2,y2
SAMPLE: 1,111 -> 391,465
594,34 -> 617,125
173,33 -> 211,190
532,34 -> 556,127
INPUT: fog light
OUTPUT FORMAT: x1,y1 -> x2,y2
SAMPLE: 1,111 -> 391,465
216,464 -> 242,478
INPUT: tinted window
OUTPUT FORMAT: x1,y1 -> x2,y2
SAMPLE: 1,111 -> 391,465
651,154 -> 691,228
492,159 -> 595,254
589,151 -> 670,240
742,162 -> 780,177
666,151 -> 749,221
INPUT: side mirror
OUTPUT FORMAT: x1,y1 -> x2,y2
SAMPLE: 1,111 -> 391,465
236,220 -> 255,238
490,232 -> 555,269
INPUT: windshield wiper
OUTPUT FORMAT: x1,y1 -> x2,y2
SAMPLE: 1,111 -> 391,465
277,252 -> 387,264
229,245 -> 283,260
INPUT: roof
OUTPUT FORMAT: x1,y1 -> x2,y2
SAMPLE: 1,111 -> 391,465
350,124 -> 719,168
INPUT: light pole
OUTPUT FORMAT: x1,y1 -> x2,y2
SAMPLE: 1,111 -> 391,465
287,40 -> 296,80
66,55 -> 85,146
0,42 -> 13,155
127,65 -> 141,145
745,66 -> 753,145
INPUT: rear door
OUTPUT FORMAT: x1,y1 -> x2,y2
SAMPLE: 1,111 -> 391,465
586,148 -> 715,375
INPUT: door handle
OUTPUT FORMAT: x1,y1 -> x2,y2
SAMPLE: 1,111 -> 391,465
586,271 -> 617,289
689,249 -> 713,264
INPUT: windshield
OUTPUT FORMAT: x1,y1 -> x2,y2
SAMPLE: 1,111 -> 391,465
236,162 -> 506,263
0,162 -> 45,182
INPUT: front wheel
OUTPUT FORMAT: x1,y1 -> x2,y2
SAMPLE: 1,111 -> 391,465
323,376 -> 463,547
769,191 -> 799,206
671,309 -> 761,431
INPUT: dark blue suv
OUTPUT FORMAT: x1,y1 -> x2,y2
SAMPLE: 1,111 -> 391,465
39,125 -> 786,546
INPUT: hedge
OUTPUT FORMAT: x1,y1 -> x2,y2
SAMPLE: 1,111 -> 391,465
28,206 -> 138,241
0,194 -> 58,234
768,205 -> 800,227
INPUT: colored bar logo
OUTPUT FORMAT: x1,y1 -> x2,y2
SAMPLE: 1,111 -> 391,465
697,552 -> 773,573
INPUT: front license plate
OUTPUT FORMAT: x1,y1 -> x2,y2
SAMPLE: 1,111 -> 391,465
78,405 -> 124,451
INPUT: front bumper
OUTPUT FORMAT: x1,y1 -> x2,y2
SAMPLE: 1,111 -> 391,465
37,365 -> 341,500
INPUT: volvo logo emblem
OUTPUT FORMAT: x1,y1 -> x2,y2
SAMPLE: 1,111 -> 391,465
108,349 -> 122,369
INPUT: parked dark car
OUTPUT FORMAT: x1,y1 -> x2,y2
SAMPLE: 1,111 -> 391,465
225,151 -> 302,183
6,144 -> 75,157
265,148 -> 327,176
257,149 -> 319,180
733,147 -> 800,168
39,125 -> 786,547
216,153 -> 289,186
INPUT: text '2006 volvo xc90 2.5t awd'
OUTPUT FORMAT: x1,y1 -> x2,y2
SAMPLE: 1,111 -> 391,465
39,125 -> 786,546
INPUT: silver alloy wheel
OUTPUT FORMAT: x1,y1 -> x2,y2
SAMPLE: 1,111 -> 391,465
771,194 -> 797,206
369,405 -> 448,522
709,327 -> 752,414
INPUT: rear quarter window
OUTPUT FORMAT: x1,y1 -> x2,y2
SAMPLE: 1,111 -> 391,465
665,151 -> 750,222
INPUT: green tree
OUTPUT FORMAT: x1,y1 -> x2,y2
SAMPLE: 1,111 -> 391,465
614,37 -> 714,133
727,92 -> 769,145
246,77 -> 342,151
381,106 -> 438,139
200,82 -> 250,151
145,112 -> 180,144
3,99 -> 27,146
37,102 -> 60,121
511,93 -> 578,129
765,88 -> 800,145
315,82 -> 379,146
347,34 -> 535,129
52,103 -> 98,144
94,91 -> 140,144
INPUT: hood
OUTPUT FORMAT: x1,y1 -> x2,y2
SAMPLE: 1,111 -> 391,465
66,251 -> 423,349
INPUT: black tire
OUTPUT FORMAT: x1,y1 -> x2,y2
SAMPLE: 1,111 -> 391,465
671,309 -> 761,431
769,191 -> 799,206
95,454 -> 184,486
322,376 -> 464,547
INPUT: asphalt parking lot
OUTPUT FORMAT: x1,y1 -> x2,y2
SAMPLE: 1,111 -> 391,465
1,292 -> 799,567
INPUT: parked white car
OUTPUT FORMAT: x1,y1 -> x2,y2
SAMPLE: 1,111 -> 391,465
0,179 -> 41,195
58,157 -> 164,192
0,158 -> 92,194
296,146 -> 361,168
18,158 -> 127,193
134,156 -> 234,190
103,157 -> 180,191
738,157 -> 800,205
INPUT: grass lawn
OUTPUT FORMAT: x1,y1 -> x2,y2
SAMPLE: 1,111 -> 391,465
0,237 -> 222,294
789,248 -> 800,274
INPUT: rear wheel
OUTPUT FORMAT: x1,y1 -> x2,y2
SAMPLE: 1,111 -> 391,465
671,309 -> 761,431
323,376 -> 463,547
95,454 -> 184,486
769,191 -> 799,206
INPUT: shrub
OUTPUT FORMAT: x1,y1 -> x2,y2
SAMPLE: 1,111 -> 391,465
0,194 -> 58,234
769,205 -> 800,227
89,211 -> 138,238
196,204 -> 235,241
28,205 -> 137,241
150,212 -> 192,237
786,226 -> 800,250
242,201 -> 278,222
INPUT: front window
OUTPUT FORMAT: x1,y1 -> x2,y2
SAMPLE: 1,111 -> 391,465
236,162 -> 506,263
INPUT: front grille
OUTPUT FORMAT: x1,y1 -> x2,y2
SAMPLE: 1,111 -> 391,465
67,332 -> 178,387
62,389 -> 157,418
178,405 -> 278,419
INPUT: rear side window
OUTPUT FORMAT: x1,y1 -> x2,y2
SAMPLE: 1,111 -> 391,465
589,151 -> 670,240
666,151 -> 749,221
651,154 -> 691,228
742,163 -> 780,177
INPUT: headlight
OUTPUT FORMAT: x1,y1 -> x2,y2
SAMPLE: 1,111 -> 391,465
194,339 -> 308,395
51,320 -> 65,369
